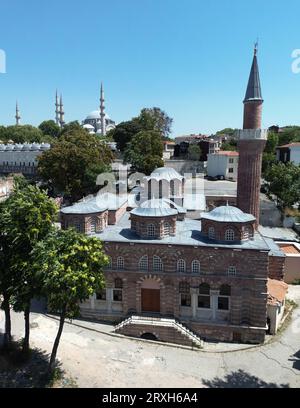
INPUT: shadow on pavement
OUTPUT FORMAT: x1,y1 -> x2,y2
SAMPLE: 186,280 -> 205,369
0,335 -> 62,388
202,369 -> 290,388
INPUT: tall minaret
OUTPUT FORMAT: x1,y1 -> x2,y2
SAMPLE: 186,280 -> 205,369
15,101 -> 21,126
100,82 -> 106,136
59,94 -> 65,127
55,90 -> 60,126
236,44 -> 267,227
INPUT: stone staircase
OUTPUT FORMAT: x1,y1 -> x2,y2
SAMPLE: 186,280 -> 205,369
115,315 -> 203,348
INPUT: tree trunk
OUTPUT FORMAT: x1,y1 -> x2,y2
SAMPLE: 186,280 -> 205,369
48,305 -> 66,374
2,293 -> 11,348
23,304 -> 30,353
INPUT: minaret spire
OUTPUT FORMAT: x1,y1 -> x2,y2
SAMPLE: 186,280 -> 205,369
100,82 -> 106,136
55,90 -> 60,126
59,94 -> 65,128
15,101 -> 21,126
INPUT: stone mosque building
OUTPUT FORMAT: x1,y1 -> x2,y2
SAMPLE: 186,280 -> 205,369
60,47 -> 288,345
82,83 -> 116,136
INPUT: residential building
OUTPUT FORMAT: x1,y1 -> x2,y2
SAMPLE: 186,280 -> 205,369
207,151 -> 239,180
276,143 -> 300,166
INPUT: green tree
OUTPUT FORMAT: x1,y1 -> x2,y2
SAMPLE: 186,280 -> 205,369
37,129 -> 113,202
32,229 -> 108,373
138,107 -> 173,137
216,128 -> 237,136
277,126 -> 300,146
108,120 -> 143,152
188,144 -> 201,161
264,132 -> 279,153
0,178 -> 58,352
2,125 -> 45,143
124,130 -> 164,175
39,120 -> 60,138
221,140 -> 238,151
264,162 -> 300,209
59,121 -> 82,136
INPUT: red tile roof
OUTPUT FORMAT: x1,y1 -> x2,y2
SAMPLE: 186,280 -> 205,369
217,151 -> 239,156
267,278 -> 288,305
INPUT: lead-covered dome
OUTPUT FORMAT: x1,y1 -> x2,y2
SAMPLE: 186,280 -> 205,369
131,198 -> 178,217
148,167 -> 183,181
201,205 -> 255,223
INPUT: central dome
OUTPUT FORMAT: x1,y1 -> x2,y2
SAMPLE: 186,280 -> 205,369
148,167 -> 183,181
201,205 -> 256,223
131,198 -> 178,217
85,110 -> 110,120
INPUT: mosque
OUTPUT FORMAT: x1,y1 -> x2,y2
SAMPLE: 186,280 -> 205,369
60,46 -> 288,346
82,83 -> 116,136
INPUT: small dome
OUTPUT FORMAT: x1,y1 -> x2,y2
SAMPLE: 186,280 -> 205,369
13,144 -> 23,151
147,167 -> 183,181
83,124 -> 94,129
5,144 -> 13,151
22,143 -> 31,151
40,143 -> 51,150
131,198 -> 178,217
201,205 -> 255,223
0,144 -> 5,150
30,143 -> 41,151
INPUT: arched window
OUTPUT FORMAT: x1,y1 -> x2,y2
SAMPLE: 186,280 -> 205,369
114,278 -> 123,288
159,180 -> 163,199
164,222 -> 170,235
225,228 -> 235,241
153,255 -> 163,272
113,278 -> 123,302
177,259 -> 186,273
90,217 -> 97,234
179,282 -> 191,307
198,283 -> 210,309
106,256 -> 112,269
139,255 -> 148,271
73,219 -> 81,233
227,266 -> 236,276
191,260 -> 200,274
147,223 -> 156,238
218,284 -> 231,310
208,227 -> 215,240
244,226 -> 252,239
170,179 -> 175,196
148,180 -> 152,200
220,284 -> 231,296
117,256 -> 124,270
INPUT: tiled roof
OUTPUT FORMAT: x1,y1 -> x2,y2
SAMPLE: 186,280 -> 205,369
267,278 -> 288,305
216,151 -> 239,156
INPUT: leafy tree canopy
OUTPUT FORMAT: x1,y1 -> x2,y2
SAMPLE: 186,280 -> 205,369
264,162 -> 300,209
0,125 -> 48,143
39,120 -> 61,138
216,128 -> 237,136
109,107 -> 173,152
277,126 -> 300,146
37,128 -> 113,202
188,143 -> 201,160
124,130 -> 164,175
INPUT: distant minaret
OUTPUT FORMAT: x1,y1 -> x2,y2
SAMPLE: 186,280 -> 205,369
15,101 -> 21,126
100,82 -> 106,136
236,44 -> 267,227
59,94 -> 65,127
55,90 -> 60,126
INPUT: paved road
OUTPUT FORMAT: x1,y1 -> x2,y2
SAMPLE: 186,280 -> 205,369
1,287 -> 300,388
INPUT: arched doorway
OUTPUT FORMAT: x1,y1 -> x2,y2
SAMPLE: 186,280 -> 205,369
141,279 -> 160,313
141,332 -> 158,341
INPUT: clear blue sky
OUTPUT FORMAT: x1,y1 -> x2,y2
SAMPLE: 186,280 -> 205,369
1,0 -> 300,136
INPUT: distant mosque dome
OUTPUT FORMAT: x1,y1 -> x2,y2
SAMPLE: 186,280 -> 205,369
82,84 -> 116,136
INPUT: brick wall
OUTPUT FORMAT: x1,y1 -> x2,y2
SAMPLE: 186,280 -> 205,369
268,255 -> 285,280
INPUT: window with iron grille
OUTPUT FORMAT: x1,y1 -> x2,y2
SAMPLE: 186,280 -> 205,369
227,266 -> 236,276
208,226 -> 215,239
139,255 -> 148,271
225,228 -> 235,241
147,223 -> 156,238
177,259 -> 186,273
191,260 -> 200,274
117,256 -> 124,270
153,255 -> 163,272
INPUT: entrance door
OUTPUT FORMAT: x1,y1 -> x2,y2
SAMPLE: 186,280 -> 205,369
141,289 -> 160,313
